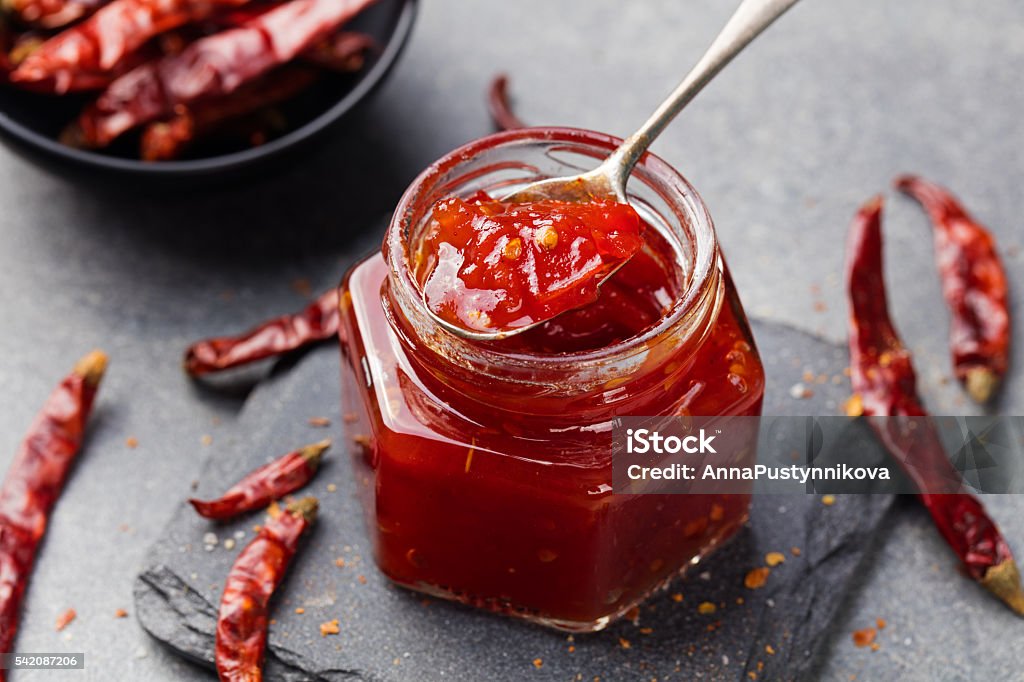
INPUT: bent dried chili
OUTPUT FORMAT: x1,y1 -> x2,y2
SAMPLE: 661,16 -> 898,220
190,440 -> 329,520
64,0 -> 377,147
845,198 -> 1023,614
216,497 -> 317,681
184,288 -> 341,376
894,175 -> 1010,404
0,351 -> 108,664
487,74 -> 525,131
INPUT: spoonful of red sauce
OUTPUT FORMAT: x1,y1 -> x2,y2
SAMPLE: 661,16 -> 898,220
414,191 -> 644,339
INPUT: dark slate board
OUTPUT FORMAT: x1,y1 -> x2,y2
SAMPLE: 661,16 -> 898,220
135,319 -> 895,681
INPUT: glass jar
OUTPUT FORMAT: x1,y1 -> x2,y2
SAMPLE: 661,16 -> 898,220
338,127 -> 765,632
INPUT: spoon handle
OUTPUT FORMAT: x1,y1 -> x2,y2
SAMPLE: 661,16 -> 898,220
605,0 -> 801,188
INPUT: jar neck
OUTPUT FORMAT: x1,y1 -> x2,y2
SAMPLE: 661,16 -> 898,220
381,128 -> 723,417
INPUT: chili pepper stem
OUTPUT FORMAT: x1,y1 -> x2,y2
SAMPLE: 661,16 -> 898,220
73,349 -> 108,387
300,439 -> 331,467
965,367 -> 1000,405
286,496 -> 319,523
980,559 -> 1024,616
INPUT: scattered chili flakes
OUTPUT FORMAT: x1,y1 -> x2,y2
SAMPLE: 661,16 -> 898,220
843,393 -> 864,417
821,494 -> 836,506
532,657 -> 543,669
765,552 -> 786,567
343,412 -> 359,423
747,672 -> 758,680
334,557 -> 346,568
671,593 -> 684,603
639,627 -> 653,635
125,436 -> 139,449
619,637 -> 631,649
789,383 -> 814,399
697,601 -> 717,615
114,608 -> 128,619
357,575 -> 367,585
464,439 -> 476,474
851,627 -> 876,648
870,642 -> 880,652
791,546 -> 802,556
765,644 -> 775,655
295,607 -> 305,615
308,416 -> 331,427
876,618 -> 887,629
709,503 -> 725,521
319,619 -> 340,636
744,567 -> 771,589
55,608 -> 76,631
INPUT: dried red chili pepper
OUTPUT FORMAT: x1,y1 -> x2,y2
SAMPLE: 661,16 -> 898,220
846,197 -> 1023,614
894,174 -> 1010,404
140,66 -> 317,161
10,0 -> 250,94
184,288 -> 341,377
301,31 -> 376,73
4,0 -> 107,29
216,497 -> 318,681
190,440 -> 329,520
0,350 -> 108,662
487,73 -> 525,131
63,0 -> 377,147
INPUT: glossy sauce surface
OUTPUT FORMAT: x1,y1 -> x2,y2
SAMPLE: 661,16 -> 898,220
417,193 -> 644,335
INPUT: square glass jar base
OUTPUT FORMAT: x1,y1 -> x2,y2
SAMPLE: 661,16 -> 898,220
381,513 -> 749,634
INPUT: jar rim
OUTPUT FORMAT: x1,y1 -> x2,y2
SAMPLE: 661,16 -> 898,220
384,126 -> 720,373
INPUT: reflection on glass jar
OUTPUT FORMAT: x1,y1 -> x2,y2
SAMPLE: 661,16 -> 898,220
338,127 -> 765,632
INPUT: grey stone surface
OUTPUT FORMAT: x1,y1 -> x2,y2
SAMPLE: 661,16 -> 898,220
0,0 -> 1020,680
135,321 -> 894,682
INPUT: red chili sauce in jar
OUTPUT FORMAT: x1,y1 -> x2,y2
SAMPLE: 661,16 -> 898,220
338,129 -> 764,632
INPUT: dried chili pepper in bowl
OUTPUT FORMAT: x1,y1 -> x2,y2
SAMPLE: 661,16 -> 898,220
184,288 -> 341,376
894,175 -> 1010,404
190,440 -> 329,520
216,497 -> 317,681
3,0 -> 107,29
0,350 -> 107,662
139,66 -> 319,161
11,0 -> 251,94
845,198 -> 1023,614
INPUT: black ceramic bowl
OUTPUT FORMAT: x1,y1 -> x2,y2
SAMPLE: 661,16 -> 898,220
0,0 -> 416,182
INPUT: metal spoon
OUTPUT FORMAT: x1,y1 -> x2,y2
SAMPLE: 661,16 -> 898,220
430,0 -> 801,341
